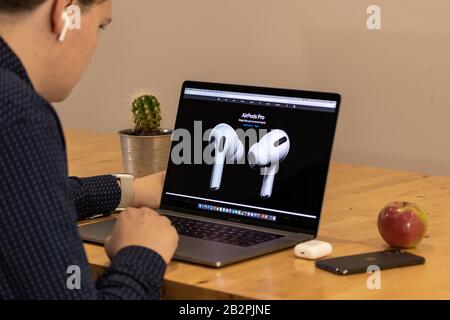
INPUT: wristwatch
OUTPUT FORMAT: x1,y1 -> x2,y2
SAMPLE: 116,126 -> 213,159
113,173 -> 135,209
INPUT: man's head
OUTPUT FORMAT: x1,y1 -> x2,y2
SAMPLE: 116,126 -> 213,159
0,0 -> 112,102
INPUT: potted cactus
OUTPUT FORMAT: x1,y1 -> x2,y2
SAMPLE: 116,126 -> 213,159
119,92 -> 173,177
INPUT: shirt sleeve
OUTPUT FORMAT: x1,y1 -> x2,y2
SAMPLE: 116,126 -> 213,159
0,118 -> 166,300
67,175 -> 121,220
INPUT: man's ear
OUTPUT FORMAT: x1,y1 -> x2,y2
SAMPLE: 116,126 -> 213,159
51,0 -> 73,39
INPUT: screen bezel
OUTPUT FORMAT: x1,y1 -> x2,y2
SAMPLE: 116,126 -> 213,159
160,80 -> 341,236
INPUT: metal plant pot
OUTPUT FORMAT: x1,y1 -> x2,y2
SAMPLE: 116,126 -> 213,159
119,129 -> 172,177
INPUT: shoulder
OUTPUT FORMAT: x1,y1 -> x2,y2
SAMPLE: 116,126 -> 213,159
0,67 -> 55,126
0,68 -> 65,152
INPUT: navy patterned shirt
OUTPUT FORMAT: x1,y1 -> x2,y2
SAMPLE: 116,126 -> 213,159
0,37 -> 166,300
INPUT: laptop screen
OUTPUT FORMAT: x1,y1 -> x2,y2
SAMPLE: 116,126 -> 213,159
161,81 -> 340,235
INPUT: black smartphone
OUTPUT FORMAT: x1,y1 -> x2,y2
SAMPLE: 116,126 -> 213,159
315,249 -> 425,275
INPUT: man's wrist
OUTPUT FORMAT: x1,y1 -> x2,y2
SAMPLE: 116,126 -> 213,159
132,173 -> 165,209
113,174 -> 135,209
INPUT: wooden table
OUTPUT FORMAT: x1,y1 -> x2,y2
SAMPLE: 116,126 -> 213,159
67,129 -> 450,300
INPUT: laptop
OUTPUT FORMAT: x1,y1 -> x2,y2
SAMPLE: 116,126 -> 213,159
79,81 -> 341,267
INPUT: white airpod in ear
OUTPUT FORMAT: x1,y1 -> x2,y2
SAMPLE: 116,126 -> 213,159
58,11 -> 70,42
209,123 -> 244,191
248,129 -> 290,198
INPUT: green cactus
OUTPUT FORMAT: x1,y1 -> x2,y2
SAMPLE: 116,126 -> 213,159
131,94 -> 162,135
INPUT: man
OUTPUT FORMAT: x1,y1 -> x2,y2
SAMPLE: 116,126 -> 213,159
0,0 -> 178,299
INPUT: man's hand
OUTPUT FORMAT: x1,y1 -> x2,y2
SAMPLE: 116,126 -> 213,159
105,207 -> 179,264
132,171 -> 165,209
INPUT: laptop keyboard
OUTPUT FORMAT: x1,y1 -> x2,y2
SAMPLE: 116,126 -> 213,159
167,215 -> 284,247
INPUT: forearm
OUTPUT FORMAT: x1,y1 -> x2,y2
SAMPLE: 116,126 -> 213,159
96,246 -> 167,300
132,171 -> 165,209
68,175 -> 121,220
68,170 -> 165,220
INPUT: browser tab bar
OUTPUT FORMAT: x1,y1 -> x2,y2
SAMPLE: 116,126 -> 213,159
184,88 -> 337,110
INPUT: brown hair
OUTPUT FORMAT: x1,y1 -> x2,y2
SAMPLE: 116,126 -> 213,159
0,0 -> 98,13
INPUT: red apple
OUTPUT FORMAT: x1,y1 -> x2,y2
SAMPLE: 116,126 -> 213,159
377,201 -> 428,248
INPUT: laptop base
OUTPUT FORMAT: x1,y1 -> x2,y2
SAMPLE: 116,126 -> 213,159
79,213 -> 312,268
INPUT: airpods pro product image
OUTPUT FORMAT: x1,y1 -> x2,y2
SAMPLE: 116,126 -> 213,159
209,124 -> 244,190
248,129 -> 290,198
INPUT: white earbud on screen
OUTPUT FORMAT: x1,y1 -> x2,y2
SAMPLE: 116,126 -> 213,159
209,123 -> 244,191
58,11 -> 70,42
248,129 -> 290,198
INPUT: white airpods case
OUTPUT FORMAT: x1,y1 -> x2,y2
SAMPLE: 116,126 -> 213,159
294,240 -> 333,260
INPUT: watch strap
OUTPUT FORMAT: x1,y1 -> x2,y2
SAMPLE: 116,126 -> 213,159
113,174 -> 134,209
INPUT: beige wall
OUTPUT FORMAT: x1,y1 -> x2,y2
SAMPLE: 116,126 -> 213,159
56,0 -> 450,176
